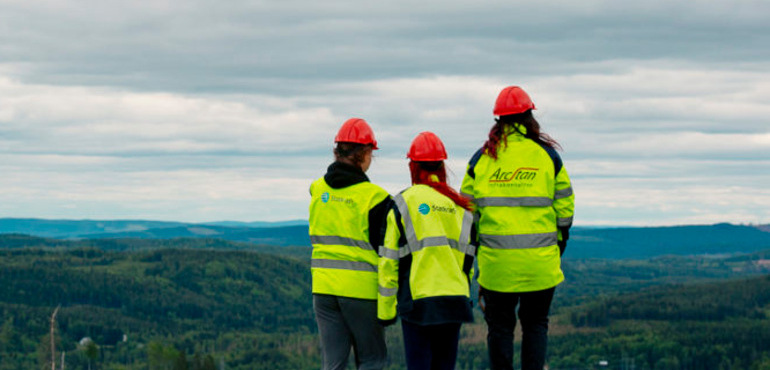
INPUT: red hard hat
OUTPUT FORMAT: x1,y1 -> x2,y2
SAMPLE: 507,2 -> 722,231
407,131 -> 447,162
334,118 -> 378,149
493,86 -> 536,116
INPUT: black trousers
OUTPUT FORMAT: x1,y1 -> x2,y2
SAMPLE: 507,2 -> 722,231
402,320 -> 462,370
481,287 -> 556,370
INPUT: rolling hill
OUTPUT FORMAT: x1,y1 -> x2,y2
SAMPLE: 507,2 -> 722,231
3,218 -> 769,259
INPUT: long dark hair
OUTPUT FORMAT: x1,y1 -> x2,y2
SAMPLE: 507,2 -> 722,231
482,110 -> 561,160
409,161 -> 473,211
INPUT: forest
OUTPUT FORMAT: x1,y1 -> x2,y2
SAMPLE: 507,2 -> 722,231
1,234 -> 769,369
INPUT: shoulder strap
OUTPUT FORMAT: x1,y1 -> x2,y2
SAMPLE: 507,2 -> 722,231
466,148 -> 484,179
536,143 -> 562,177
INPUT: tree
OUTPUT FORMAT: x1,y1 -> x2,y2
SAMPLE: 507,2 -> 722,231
83,339 -> 98,370
0,317 -> 22,353
173,351 -> 188,370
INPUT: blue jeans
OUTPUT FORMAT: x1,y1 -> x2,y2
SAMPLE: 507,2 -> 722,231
481,287 -> 555,370
402,320 -> 461,370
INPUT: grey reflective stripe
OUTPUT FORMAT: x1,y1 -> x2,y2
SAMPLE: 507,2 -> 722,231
379,285 -> 397,297
395,193 -> 475,258
558,216 -> 574,227
479,232 -> 558,250
554,187 -> 573,199
451,239 -> 476,257
378,246 -> 400,260
311,259 -> 377,272
394,194 -> 418,255
402,236 -> 475,258
404,236 -> 452,256
458,210 -> 474,256
460,192 -> 474,201
475,197 -> 553,207
310,235 -> 373,251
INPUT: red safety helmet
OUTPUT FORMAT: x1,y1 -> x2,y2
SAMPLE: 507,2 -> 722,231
334,118 -> 378,149
493,86 -> 536,116
407,131 -> 447,162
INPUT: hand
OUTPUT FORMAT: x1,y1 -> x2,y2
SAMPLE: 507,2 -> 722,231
478,287 -> 486,313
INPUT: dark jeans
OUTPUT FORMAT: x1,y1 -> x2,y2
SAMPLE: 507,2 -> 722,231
314,294 -> 386,370
402,320 -> 462,370
481,287 -> 556,370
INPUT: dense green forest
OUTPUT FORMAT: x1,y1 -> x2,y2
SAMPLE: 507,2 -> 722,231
1,235 -> 770,369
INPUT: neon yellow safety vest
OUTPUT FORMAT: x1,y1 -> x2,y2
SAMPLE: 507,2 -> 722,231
309,178 -> 390,300
461,125 -> 575,293
378,184 -> 475,324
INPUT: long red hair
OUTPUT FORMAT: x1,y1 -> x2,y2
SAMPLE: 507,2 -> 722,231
409,161 -> 473,211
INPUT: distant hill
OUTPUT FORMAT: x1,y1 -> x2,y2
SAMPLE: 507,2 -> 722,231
202,220 -> 308,228
80,224 -> 311,247
0,218 -> 186,238
0,218 -> 310,246
0,233 -> 312,259
568,223 -> 770,259
3,218 -> 770,258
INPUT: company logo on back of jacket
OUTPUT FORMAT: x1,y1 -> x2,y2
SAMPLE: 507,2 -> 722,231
418,202 -> 457,216
489,167 -> 539,183
320,192 -> 357,207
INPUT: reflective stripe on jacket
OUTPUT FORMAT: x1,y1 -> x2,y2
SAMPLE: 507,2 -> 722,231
309,177 -> 390,299
461,125 -> 575,293
377,184 -> 475,324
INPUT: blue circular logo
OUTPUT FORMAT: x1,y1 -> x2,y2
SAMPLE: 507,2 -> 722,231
418,203 -> 430,215
321,192 -> 330,203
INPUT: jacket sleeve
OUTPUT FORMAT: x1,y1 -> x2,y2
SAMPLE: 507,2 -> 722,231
368,195 -> 393,249
462,149 -> 483,247
553,165 -> 575,255
377,208 -> 401,323
460,148 -> 483,201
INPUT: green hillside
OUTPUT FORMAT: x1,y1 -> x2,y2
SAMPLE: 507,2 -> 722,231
551,274 -> 770,370
0,247 -> 316,369
2,236 -> 770,369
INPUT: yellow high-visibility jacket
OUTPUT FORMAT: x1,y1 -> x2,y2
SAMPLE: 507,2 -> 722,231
309,162 -> 391,300
378,184 -> 475,324
461,125 -> 575,293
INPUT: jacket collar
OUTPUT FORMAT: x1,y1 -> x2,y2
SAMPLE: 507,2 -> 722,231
324,161 -> 370,189
504,123 -> 528,136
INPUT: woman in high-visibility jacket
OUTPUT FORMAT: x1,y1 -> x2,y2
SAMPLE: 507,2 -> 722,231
309,118 -> 391,370
461,86 -> 575,370
378,131 -> 476,370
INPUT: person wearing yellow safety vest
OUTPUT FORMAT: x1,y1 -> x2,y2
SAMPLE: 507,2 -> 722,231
378,131 -> 476,370
309,118 -> 392,370
461,86 -> 575,370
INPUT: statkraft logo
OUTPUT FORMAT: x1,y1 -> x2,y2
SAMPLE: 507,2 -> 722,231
418,203 -> 456,215
489,167 -> 539,183
322,193 -> 357,207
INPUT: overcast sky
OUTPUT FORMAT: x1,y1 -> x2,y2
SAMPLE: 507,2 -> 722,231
1,0 -> 768,226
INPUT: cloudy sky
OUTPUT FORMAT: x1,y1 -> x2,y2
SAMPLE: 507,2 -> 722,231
1,0 -> 768,226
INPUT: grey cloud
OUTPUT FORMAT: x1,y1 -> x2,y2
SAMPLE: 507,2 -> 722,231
2,0 -> 769,94
1,0 -> 769,224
